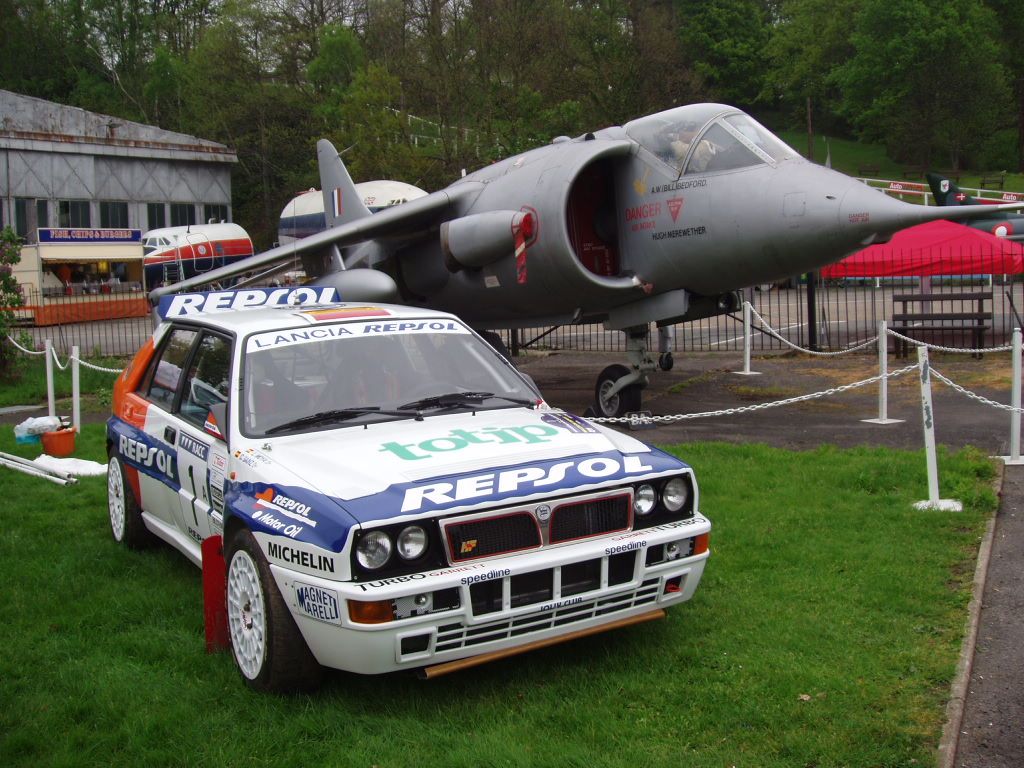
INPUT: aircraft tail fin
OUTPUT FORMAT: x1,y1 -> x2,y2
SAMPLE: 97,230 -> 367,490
926,171 -> 975,206
317,139 -> 371,229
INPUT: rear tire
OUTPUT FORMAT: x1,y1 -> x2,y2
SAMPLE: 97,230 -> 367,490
226,529 -> 322,693
107,454 -> 155,549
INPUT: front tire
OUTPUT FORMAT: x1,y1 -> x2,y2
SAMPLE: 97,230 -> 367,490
226,529 -> 322,693
107,454 -> 154,549
595,364 -> 642,417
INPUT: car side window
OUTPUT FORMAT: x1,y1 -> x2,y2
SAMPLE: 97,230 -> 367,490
142,328 -> 198,410
179,333 -> 232,429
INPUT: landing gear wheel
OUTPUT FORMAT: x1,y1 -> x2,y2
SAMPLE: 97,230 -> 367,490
226,529 -> 322,693
107,454 -> 154,549
658,352 -> 674,371
595,364 -> 642,418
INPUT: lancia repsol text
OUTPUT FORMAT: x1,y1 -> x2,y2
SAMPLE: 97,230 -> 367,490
267,541 -> 335,573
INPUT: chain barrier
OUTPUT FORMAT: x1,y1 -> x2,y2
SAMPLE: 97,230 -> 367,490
885,328 -> 1013,355
591,364 -> 920,424
746,306 -> 878,356
5,334 -> 47,356
929,367 -> 1024,413
5,334 -> 123,374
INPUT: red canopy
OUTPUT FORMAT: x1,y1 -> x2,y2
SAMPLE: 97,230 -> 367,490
821,220 -> 1024,278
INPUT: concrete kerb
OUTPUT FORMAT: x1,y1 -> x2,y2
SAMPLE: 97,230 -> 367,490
937,464 -> 1003,768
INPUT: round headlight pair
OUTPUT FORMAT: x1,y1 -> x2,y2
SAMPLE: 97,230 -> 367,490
356,525 -> 429,570
633,478 -> 690,517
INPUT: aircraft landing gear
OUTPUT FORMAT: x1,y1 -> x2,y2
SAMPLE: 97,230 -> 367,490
592,325 -> 670,418
595,364 -> 642,418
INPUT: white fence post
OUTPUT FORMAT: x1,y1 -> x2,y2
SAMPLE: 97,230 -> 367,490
735,301 -> 761,376
1003,328 -> 1023,465
913,345 -> 962,511
45,338 -> 55,419
72,345 -> 81,434
864,320 -> 902,425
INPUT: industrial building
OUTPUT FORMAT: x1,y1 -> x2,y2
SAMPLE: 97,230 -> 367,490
0,90 -> 237,323
0,89 -> 237,238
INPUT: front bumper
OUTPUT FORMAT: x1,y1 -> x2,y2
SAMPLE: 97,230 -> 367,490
268,515 -> 710,675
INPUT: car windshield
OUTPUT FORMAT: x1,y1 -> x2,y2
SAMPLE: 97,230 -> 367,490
242,318 -> 538,436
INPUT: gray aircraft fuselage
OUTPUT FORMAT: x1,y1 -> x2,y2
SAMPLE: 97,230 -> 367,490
154,103 -> 1024,335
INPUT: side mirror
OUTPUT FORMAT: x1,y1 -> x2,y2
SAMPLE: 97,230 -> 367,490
204,402 -> 227,442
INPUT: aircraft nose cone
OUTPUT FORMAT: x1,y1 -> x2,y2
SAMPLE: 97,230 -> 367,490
837,179 -> 920,246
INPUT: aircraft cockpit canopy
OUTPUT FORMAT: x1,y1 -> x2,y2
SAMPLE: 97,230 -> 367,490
625,104 -> 799,176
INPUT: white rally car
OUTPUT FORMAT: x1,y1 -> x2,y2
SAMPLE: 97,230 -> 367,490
106,287 -> 711,692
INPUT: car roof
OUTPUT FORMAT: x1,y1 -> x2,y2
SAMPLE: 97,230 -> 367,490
158,300 -> 463,337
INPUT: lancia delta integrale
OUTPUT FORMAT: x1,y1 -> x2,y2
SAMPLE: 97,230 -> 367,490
106,287 -> 711,691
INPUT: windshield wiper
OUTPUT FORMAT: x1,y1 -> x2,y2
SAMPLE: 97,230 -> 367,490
398,391 -> 536,412
265,407 -> 419,435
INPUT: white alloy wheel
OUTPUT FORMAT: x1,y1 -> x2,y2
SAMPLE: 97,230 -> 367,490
227,548 -> 268,681
108,458 -> 126,542
106,454 -> 153,549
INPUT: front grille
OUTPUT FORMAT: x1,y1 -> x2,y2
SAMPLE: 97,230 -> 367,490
445,512 -> 540,562
549,494 -> 631,543
431,578 -> 661,655
469,552 -> 638,616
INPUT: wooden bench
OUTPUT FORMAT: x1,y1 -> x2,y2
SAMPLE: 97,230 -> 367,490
901,165 -> 926,179
857,164 -> 880,178
891,291 -> 993,358
980,172 -> 1006,189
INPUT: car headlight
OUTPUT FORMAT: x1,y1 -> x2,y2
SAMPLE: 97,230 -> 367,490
356,530 -> 392,570
396,525 -> 428,560
662,477 -> 690,513
634,484 -> 657,516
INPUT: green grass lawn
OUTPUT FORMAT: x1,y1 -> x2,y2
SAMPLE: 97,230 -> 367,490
0,426 -> 995,767
0,354 -> 124,410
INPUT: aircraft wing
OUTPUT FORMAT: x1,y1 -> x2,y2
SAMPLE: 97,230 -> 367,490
149,184 -> 479,301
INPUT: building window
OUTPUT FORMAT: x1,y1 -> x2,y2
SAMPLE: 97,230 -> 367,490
14,198 -> 48,239
147,203 -> 166,231
100,201 -> 129,229
170,203 -> 196,227
14,198 -> 30,237
58,200 -> 91,228
203,204 -> 228,223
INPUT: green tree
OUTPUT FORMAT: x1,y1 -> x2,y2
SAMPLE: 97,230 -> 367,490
0,227 -> 24,376
677,0 -> 769,110
832,0 -> 1009,168
764,0 -> 859,135
984,0 -> 1024,170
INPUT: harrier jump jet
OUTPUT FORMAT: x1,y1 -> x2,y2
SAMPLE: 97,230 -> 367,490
151,103 -> 1024,416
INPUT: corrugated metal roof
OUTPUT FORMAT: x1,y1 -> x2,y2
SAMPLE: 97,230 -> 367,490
0,90 -> 237,163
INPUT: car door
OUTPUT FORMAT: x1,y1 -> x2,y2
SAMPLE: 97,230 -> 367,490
133,326 -> 199,530
173,330 -> 233,545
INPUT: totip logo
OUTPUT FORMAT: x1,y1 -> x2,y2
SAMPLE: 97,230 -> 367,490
460,540 -> 478,554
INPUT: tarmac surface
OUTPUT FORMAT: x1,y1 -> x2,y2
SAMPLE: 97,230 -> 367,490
5,346 -> 1021,764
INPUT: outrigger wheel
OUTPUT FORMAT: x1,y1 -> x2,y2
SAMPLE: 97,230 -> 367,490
595,364 -> 643,418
